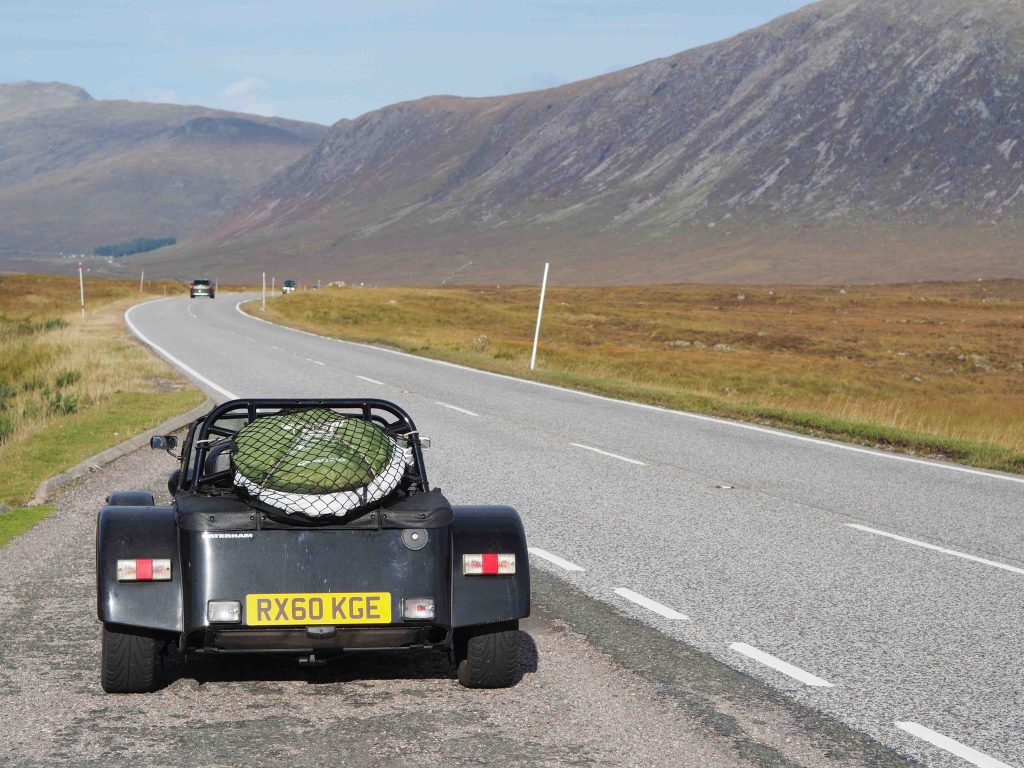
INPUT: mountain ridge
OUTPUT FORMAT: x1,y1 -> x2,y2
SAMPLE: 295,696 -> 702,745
0,82 -> 327,256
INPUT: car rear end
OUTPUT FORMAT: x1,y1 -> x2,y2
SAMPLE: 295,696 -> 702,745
189,279 -> 213,298
177,494 -> 452,660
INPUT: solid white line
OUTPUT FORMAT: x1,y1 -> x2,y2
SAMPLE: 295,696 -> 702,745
307,358 -> 326,366
729,643 -> 834,687
233,298 -> 1024,487
613,588 -> 688,620
356,375 -> 384,385
895,722 -> 1014,768
847,524 -> 1024,576
570,443 -> 645,466
435,402 -> 480,417
124,300 -> 238,401
528,547 -> 585,572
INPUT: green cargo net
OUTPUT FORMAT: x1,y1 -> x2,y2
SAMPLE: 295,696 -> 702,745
232,408 -> 406,517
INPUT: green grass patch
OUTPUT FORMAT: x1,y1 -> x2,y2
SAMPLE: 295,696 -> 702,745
0,388 -> 202,507
0,505 -> 54,548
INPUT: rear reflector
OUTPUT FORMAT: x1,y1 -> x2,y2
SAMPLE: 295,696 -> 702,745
117,558 -> 172,581
462,553 -> 515,576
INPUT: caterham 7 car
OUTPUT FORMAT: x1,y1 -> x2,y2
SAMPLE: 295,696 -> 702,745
96,398 -> 530,692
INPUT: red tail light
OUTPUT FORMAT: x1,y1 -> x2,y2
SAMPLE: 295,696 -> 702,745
462,553 -> 516,575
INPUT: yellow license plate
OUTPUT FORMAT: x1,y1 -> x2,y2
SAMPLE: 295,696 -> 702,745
245,592 -> 391,626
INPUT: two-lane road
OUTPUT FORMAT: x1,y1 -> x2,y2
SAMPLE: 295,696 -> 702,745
127,295 -> 1024,768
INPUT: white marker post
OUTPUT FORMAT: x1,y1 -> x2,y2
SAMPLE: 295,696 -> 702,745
78,262 -> 85,317
530,262 -> 549,370
262,272 -> 266,311
139,270 -> 144,294
272,276 -> 275,295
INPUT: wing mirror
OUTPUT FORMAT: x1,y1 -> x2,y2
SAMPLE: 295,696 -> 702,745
150,435 -> 179,458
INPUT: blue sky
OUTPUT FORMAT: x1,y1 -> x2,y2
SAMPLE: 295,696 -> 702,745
2,1 -> 810,125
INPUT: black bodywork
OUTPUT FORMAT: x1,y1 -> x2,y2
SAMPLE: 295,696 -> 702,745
96,398 -> 530,665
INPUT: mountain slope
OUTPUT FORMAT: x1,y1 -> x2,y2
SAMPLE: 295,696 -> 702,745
0,82 -> 326,256
159,0 -> 1024,284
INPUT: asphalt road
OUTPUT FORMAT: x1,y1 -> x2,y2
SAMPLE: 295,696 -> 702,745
118,294 -> 1022,767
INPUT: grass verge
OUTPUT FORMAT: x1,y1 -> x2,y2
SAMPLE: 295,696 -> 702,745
0,506 -> 54,548
0,274 -> 204,544
249,281 -> 1024,474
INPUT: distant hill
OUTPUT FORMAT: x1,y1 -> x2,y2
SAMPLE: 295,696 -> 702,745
149,0 -> 1024,285
0,82 -> 326,257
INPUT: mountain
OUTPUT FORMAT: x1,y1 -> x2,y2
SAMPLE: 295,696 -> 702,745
0,82 -> 326,258
147,0 -> 1024,285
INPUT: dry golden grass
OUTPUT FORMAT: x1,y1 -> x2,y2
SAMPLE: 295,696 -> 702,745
257,281 -> 1024,471
0,273 -> 204,506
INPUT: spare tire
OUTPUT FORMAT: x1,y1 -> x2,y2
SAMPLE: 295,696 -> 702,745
232,408 -> 406,518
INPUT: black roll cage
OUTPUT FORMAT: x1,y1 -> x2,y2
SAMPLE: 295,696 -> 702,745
178,398 -> 430,495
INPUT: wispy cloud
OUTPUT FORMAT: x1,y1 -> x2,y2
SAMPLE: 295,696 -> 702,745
218,77 -> 275,117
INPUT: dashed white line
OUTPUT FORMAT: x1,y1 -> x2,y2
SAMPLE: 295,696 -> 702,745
357,375 -> 384,385
233,298 -> 1024,487
435,402 -> 480,417
847,524 -> 1024,576
187,305 -> 197,319
613,588 -> 688,620
570,443 -> 645,466
306,358 -> 326,366
270,345 -> 284,352
124,301 -> 238,401
895,722 -> 1014,768
528,547 -> 585,572
729,643 -> 834,688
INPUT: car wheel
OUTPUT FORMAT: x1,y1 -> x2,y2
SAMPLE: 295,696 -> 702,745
455,620 -> 519,688
101,623 -> 169,693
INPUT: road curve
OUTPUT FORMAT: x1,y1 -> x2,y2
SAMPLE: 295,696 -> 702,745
123,294 -> 1023,768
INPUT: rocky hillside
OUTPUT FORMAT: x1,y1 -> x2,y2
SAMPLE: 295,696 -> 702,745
0,82 -> 326,257
160,0 -> 1024,284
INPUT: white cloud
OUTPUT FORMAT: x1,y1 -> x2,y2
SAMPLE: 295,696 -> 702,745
218,77 -> 276,117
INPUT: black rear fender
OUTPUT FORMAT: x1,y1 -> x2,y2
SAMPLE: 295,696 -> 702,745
450,505 -> 530,628
96,505 -> 182,633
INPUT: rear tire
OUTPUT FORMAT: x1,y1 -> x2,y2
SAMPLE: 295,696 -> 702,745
101,624 -> 168,693
455,620 -> 519,688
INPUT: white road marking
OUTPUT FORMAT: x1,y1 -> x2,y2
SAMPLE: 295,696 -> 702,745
570,443 -> 645,466
613,588 -> 688,620
435,402 -> 480,417
528,547 -> 585,572
357,375 -> 384,385
729,643 -> 834,688
895,722 -> 1014,768
270,345 -> 284,352
125,301 -> 238,401
234,299 -> 1024,487
306,358 -> 326,366
187,305 -> 197,319
847,524 -> 1024,576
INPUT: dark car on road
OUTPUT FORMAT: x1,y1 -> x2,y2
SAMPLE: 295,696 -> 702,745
281,279 -> 296,294
189,279 -> 214,299
96,398 -> 530,693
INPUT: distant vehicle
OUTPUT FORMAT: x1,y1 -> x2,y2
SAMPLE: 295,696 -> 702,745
189,279 -> 215,299
282,279 -> 297,294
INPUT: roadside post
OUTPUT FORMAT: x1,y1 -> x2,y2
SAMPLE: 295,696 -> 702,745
262,272 -> 266,311
139,270 -> 144,293
272,276 -> 275,295
530,262 -> 549,371
78,262 -> 85,317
